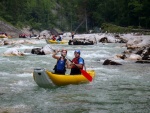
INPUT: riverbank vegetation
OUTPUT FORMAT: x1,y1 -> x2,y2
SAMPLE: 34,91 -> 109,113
0,0 -> 150,33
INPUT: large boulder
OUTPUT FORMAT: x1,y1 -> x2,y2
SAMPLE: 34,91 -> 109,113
3,48 -> 24,56
68,39 -> 94,45
28,45 -> 54,55
128,54 -> 142,60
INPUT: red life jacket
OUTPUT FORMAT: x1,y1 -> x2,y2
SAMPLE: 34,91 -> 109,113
70,57 -> 84,75
52,36 -> 56,41
72,57 -> 83,69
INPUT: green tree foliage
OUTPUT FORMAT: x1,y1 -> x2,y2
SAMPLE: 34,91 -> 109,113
0,0 -> 150,31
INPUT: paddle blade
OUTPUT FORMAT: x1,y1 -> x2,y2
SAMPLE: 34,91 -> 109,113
80,69 -> 93,82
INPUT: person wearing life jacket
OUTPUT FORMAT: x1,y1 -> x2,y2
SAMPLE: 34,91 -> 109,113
56,35 -> 62,41
52,49 -> 69,75
51,35 -> 56,41
69,50 -> 85,75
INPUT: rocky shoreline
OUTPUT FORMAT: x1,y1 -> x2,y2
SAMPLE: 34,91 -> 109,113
0,20 -> 40,38
0,32 -> 149,64
0,20 -> 149,64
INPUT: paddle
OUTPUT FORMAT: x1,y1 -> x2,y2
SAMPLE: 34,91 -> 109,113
66,57 -> 93,82
48,45 -> 93,82
47,45 -> 56,53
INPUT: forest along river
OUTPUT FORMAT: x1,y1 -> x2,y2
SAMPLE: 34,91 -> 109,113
0,39 -> 150,113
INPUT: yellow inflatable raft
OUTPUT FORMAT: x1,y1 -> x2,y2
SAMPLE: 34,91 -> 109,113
33,68 -> 95,87
46,39 -> 68,44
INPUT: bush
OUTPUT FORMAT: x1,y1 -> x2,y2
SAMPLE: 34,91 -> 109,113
101,23 -> 132,33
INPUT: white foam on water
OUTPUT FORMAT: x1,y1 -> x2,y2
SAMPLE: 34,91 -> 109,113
67,50 -> 111,59
131,76 -> 142,80
0,46 -> 7,49
10,80 -> 34,88
0,72 -> 11,76
0,57 -> 10,61
13,104 -> 27,108
18,45 -> 35,49
83,53 -> 111,59
16,73 -> 32,77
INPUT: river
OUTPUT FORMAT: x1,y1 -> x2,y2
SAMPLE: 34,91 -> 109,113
0,38 -> 150,113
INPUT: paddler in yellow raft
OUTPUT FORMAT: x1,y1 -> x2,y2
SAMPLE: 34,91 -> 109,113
52,49 -> 85,75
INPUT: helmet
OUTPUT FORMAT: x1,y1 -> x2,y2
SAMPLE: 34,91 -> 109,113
74,50 -> 80,54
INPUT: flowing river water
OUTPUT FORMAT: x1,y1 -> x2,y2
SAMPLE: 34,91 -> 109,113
0,38 -> 150,113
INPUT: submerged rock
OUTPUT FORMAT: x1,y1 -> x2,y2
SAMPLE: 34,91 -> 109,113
135,60 -> 150,63
103,59 -> 122,65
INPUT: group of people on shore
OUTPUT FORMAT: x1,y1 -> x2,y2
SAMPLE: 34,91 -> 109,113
52,49 -> 84,75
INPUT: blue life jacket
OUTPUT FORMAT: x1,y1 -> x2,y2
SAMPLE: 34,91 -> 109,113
53,57 -> 67,74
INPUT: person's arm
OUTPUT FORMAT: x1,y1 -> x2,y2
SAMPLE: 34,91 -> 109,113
68,58 -> 84,69
76,58 -> 84,68
67,60 -> 75,69
52,50 -> 60,60
73,63 -> 83,69
66,60 -> 71,69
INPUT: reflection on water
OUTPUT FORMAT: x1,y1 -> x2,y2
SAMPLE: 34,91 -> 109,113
0,39 -> 150,113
